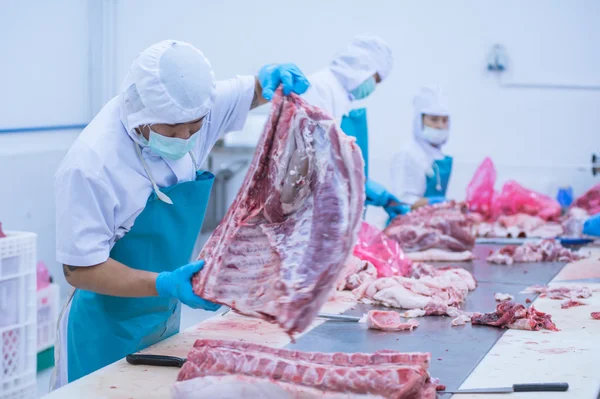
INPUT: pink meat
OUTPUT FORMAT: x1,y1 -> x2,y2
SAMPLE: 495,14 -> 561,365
367,310 -> 419,331
471,301 -> 559,331
573,183 -> 600,215
561,299 -> 585,309
524,285 -> 593,300
591,312 -> 600,320
177,339 -> 437,399
487,239 -> 583,265
192,91 -> 365,335
384,202 -> 475,256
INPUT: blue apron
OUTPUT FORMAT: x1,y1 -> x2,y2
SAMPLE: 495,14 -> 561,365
67,168 -> 214,383
341,108 -> 369,177
424,156 -> 453,198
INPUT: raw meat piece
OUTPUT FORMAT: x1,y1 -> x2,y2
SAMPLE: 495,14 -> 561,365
337,256 -> 378,291
561,299 -> 586,309
447,307 -> 473,326
402,309 -> 426,318
591,312 -> 600,320
573,183 -> 600,216
471,301 -> 558,331
561,207 -> 589,237
494,293 -> 514,302
523,285 -> 594,300
353,222 -> 412,278
0,222 -> 5,238
487,239 -> 583,265
177,339 -> 437,399
193,91 -> 365,335
366,310 -> 419,331
476,214 -> 564,239
353,267 -> 476,317
384,201 -> 476,260
406,249 -> 474,262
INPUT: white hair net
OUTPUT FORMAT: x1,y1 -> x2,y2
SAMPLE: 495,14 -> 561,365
120,40 -> 217,136
412,86 -> 450,152
329,35 -> 393,92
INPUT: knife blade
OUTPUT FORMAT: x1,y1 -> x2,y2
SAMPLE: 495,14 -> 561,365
125,353 -> 186,368
439,382 -> 569,394
318,313 -> 362,322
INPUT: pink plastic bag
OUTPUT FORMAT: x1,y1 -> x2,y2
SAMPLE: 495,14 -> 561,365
466,157 -> 497,219
37,261 -> 51,291
573,183 -> 600,215
353,222 -> 412,278
491,181 -> 561,221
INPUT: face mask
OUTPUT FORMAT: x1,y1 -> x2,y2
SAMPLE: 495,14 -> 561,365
142,129 -> 199,160
350,76 -> 376,100
421,126 -> 449,146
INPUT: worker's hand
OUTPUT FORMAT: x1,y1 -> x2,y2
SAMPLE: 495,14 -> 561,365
365,179 -> 399,208
411,198 -> 429,210
428,196 -> 446,205
155,260 -> 221,311
258,63 -> 310,100
384,203 -> 411,220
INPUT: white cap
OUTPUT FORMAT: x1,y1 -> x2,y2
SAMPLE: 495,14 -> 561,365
119,40 -> 217,137
329,35 -> 394,92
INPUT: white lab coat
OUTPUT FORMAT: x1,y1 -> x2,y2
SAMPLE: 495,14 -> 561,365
302,68 -> 352,123
50,76 -> 255,390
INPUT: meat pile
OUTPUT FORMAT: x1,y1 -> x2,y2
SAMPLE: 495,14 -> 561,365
174,339 -> 438,399
365,310 -> 420,332
486,239 -> 583,265
471,301 -> 559,331
523,285 -> 595,309
573,183 -> 600,216
384,201 -> 476,262
476,213 -> 564,239
353,264 -> 477,319
193,91 -> 365,335
336,256 -> 378,291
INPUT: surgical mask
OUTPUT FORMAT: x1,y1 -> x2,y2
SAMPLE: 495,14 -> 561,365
350,76 -> 376,100
141,129 -> 199,160
421,126 -> 449,146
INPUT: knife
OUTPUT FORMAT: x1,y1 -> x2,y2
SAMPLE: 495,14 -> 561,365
318,313 -> 362,322
125,353 -> 186,368
439,382 -> 569,394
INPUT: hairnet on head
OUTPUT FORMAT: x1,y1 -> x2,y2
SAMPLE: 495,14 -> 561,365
120,40 -> 217,136
329,35 -> 394,92
412,86 -> 450,147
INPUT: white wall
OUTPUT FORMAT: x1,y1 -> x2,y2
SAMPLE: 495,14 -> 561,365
1,0 -> 599,286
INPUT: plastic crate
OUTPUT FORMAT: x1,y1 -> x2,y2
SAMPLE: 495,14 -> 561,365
36,284 -> 59,353
0,232 -> 37,399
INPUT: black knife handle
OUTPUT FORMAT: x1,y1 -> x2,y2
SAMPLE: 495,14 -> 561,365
126,353 -> 185,368
513,383 -> 569,392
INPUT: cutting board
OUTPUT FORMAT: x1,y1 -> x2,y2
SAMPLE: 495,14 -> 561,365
41,291 -> 358,399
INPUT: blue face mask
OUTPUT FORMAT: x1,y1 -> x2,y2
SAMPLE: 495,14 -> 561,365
142,129 -> 199,161
350,76 -> 376,100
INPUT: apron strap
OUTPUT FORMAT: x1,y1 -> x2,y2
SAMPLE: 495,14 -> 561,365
135,144 -> 174,205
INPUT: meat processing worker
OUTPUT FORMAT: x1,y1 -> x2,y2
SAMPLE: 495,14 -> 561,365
390,86 -> 452,209
51,40 -> 309,389
302,35 -> 409,220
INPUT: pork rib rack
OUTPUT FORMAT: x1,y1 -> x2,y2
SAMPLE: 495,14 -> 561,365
176,339 -> 437,399
193,91 -> 365,335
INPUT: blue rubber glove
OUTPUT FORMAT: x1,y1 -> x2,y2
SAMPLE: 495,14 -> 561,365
258,63 -> 310,100
155,260 -> 221,311
556,186 -> 573,208
365,179 -> 398,207
583,213 -> 600,237
428,196 -> 446,205
384,203 -> 411,219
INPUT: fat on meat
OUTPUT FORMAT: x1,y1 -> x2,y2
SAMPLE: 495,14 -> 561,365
384,202 -> 476,261
176,339 -> 438,399
337,255 -> 378,291
366,310 -> 419,331
192,91 -> 365,335
523,285 -> 595,300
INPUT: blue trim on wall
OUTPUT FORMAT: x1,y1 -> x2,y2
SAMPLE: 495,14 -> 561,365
0,124 -> 88,134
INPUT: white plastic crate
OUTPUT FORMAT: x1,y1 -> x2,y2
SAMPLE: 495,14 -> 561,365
0,232 -> 37,399
36,283 -> 59,353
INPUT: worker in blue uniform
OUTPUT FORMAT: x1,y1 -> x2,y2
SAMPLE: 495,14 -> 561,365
390,86 -> 452,210
50,40 -> 309,389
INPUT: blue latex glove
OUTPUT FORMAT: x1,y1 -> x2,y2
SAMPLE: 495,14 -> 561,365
384,203 -> 411,220
258,63 -> 310,100
365,179 -> 398,207
556,186 -> 573,208
428,196 -> 446,205
155,260 -> 221,311
583,213 -> 600,237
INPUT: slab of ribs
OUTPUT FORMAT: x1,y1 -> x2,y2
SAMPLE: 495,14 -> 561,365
173,339 -> 438,399
384,201 -> 476,261
192,90 -> 365,336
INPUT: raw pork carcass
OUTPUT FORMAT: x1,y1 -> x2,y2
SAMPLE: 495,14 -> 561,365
573,183 -> 600,216
176,339 -> 438,399
366,310 -> 419,331
353,267 -> 477,317
384,202 -> 476,261
471,301 -> 558,331
193,92 -> 365,335
337,256 -> 378,291
476,213 -> 564,239
486,239 -> 583,265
